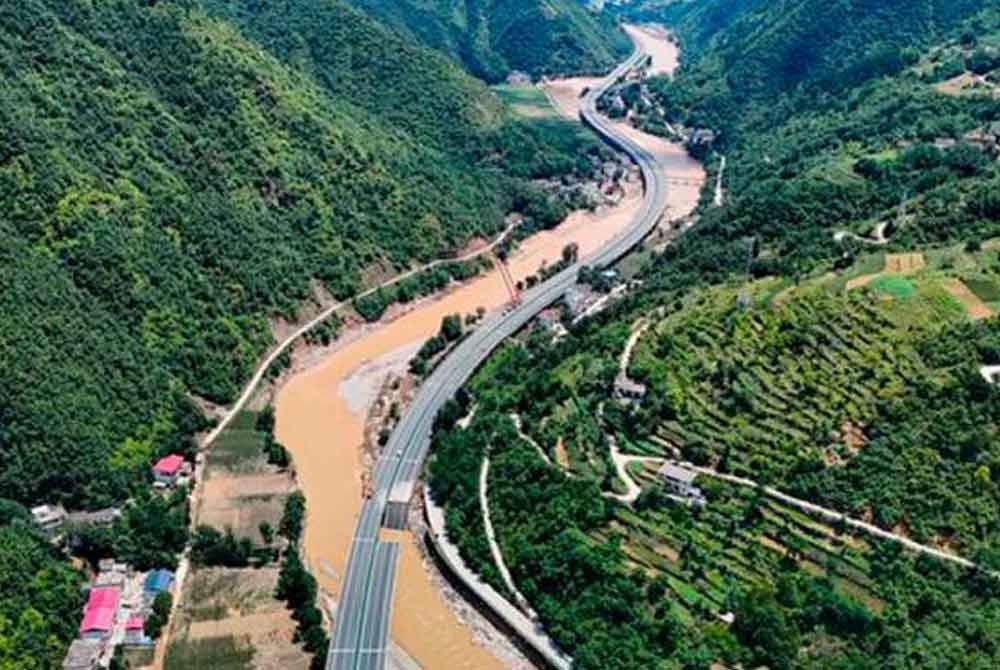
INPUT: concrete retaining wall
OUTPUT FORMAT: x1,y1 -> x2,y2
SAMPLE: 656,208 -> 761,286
422,487 -> 573,670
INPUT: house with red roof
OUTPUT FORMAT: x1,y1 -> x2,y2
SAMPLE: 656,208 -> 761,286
152,454 -> 186,486
124,616 -> 146,645
79,586 -> 121,640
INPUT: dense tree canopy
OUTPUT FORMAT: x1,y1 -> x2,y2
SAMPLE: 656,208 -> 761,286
427,3 -> 1000,668
0,522 -> 84,670
0,0 -> 597,509
342,0 -> 631,82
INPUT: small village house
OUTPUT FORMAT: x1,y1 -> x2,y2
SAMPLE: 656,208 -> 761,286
152,454 -> 186,486
79,586 -> 121,640
144,568 -> 174,597
67,507 -> 121,528
124,616 -> 146,645
614,371 -> 647,402
658,463 -> 706,506
95,560 -> 128,588
31,504 -> 67,536
980,365 -> 1000,385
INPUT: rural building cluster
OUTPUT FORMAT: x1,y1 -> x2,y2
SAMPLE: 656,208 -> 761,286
63,563 -> 175,670
28,454 -> 191,670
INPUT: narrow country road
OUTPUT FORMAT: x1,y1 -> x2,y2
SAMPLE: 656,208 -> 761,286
510,413 -> 554,466
201,219 -> 520,449
604,439 -> 662,504
604,445 -> 998,577
619,319 -> 649,375
713,155 -> 726,207
479,456 -> 533,614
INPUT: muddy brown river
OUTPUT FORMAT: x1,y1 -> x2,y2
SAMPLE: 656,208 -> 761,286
275,27 -> 702,670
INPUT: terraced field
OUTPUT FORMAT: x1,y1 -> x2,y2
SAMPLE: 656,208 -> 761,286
630,286 -> 949,479
607,468 -> 886,622
430,242 -> 1000,669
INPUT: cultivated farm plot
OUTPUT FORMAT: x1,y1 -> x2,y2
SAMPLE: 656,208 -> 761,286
199,410 -> 291,541
846,252 -> 925,290
169,567 -> 309,670
941,278 -> 996,320
607,473 -> 886,621
885,252 -> 926,274
165,634 -> 255,670
208,428 -> 267,474
197,481 -> 290,543
493,83 -> 560,119
635,289 -> 927,477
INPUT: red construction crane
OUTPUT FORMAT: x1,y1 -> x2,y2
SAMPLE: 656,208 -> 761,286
493,252 -> 521,307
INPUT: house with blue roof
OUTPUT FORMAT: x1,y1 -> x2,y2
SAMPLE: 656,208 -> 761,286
143,569 -> 174,595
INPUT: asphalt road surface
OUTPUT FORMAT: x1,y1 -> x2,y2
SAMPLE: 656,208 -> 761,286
329,42 -> 670,670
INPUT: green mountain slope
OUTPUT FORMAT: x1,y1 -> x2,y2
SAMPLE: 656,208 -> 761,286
0,521 -> 85,670
344,0 -> 632,81
637,0 -> 994,132
425,4 -> 1000,669
0,0 -> 589,509
607,1 -> 1000,284
431,270 -> 1000,669
200,0 -> 503,152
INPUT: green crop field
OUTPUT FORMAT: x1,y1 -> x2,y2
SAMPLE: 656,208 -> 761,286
207,411 -> 267,473
965,276 -> 1000,303
165,634 -> 254,670
869,274 -> 916,298
493,84 -> 559,118
632,287 -> 939,477
611,469 -> 886,624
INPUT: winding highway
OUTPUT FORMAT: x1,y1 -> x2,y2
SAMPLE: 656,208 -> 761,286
329,41 -> 672,670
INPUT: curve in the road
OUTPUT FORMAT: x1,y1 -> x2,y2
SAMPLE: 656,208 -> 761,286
330,40 -> 673,670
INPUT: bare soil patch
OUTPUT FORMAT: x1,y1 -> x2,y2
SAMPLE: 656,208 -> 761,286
197,472 -> 291,541
174,567 -> 310,670
555,437 -> 571,469
198,493 -> 287,542
202,473 -> 291,498
654,543 -> 680,562
846,252 -> 926,290
542,76 -> 601,120
189,612 -> 297,643
885,253 -> 926,273
934,72 -> 1000,98
941,278 -> 995,320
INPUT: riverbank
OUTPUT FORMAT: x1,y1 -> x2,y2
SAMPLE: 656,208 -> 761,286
274,158 -> 644,670
274,25 -> 704,670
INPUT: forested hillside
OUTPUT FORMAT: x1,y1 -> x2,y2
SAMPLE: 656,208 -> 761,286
343,0 -> 632,81
623,0 -> 990,103
609,0 -> 763,57
0,518 -> 84,670
0,0 -> 594,510
605,0 -> 1000,287
431,264 -> 1000,668
427,2 -> 1000,668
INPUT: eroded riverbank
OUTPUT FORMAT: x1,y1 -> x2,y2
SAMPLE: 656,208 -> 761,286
274,25 -> 703,670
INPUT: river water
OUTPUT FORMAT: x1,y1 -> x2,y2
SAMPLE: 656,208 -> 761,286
275,27 -> 702,670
